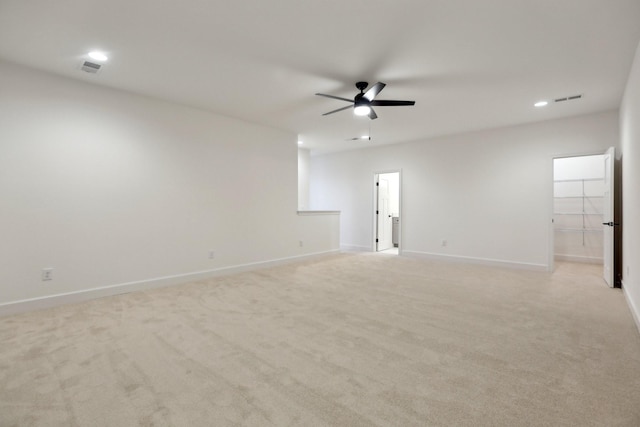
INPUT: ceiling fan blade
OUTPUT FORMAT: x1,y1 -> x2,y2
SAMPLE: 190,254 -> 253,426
363,82 -> 386,101
368,108 -> 378,120
315,93 -> 354,103
322,104 -> 353,116
370,100 -> 415,106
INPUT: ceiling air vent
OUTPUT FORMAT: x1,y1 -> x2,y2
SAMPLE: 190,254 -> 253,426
80,61 -> 102,74
554,94 -> 583,103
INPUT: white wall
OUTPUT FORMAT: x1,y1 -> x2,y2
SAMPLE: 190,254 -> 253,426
554,155 -> 605,181
0,60 -> 338,312
620,40 -> 640,330
310,111 -> 619,269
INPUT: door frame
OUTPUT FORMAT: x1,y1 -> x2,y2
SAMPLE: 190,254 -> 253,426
372,170 -> 402,253
549,149 -> 613,275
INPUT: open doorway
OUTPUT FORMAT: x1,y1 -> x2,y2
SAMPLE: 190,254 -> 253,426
374,171 -> 401,254
553,154 -> 605,264
552,149 -> 616,286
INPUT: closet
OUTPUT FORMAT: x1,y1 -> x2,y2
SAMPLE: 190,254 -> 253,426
553,155 -> 605,264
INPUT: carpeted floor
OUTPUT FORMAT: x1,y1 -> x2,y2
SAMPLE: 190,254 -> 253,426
1,253 -> 639,426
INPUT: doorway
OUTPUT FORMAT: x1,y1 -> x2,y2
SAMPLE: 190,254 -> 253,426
552,148 -> 616,286
374,171 -> 401,254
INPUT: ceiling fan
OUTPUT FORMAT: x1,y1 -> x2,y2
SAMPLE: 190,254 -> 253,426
316,81 -> 415,120
345,135 -> 371,141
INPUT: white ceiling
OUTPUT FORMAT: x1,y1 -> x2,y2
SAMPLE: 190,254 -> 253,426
1,0 -> 639,153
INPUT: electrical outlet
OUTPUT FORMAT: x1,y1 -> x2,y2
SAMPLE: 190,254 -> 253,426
42,268 -> 53,281
208,251 -> 215,259
299,240 -> 304,247
441,239 -> 447,247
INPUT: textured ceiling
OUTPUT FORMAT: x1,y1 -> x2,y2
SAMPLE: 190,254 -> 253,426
1,0 -> 639,153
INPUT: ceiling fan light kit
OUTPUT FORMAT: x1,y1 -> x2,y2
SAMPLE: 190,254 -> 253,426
316,81 -> 415,120
354,104 -> 371,116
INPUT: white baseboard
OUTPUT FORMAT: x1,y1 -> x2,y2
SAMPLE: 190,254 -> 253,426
340,244 -> 371,252
402,250 -> 548,271
0,250 -> 340,317
622,280 -> 640,336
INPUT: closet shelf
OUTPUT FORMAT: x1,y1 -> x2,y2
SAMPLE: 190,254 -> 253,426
554,178 -> 604,183
554,177 -> 605,247
554,195 -> 603,199
554,212 -> 603,216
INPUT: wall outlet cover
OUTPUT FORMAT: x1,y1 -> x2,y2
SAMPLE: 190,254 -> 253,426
42,268 -> 53,281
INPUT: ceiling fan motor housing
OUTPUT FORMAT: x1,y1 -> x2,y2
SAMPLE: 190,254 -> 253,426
354,93 -> 368,106
355,81 -> 369,92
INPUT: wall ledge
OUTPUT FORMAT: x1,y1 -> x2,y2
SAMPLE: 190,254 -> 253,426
0,250 -> 340,317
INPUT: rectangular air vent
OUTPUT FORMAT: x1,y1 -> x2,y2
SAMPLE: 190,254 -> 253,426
80,61 -> 101,74
554,94 -> 582,103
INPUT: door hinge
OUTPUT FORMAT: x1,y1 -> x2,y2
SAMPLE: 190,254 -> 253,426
376,238 -> 379,243
376,210 -> 379,215
376,182 -> 379,186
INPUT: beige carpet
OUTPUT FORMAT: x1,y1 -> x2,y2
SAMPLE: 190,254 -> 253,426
1,253 -> 639,426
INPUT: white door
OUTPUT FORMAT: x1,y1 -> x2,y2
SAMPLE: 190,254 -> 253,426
377,178 -> 393,251
602,147 -> 615,287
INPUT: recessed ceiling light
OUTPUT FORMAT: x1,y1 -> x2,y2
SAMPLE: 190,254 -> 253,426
88,51 -> 108,62
534,101 -> 548,107
360,135 -> 369,140
297,140 -> 303,145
